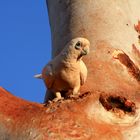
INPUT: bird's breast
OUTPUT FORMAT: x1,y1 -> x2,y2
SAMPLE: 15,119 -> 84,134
59,65 -> 80,86
50,61 -> 81,91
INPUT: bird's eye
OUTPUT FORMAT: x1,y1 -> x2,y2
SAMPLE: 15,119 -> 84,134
75,41 -> 81,49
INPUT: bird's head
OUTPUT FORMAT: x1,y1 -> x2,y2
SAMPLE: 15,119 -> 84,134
68,37 -> 90,60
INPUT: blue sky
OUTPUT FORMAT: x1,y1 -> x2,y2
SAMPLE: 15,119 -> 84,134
0,0 -> 51,103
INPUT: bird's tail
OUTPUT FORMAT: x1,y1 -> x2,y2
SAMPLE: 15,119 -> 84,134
34,74 -> 42,79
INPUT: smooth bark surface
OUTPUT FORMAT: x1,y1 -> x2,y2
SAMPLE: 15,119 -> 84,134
1,0 -> 140,139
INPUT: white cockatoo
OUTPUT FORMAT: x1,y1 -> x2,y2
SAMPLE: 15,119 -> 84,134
35,37 -> 90,102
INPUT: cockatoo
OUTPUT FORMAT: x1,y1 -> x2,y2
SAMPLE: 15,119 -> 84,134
35,37 -> 90,102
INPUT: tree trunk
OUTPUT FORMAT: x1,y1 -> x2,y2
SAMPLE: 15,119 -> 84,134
0,0 -> 140,139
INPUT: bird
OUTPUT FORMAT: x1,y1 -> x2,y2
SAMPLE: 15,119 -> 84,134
35,37 -> 90,102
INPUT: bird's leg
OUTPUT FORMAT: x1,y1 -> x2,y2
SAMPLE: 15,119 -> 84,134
53,92 -> 63,102
55,92 -> 62,99
70,86 -> 80,98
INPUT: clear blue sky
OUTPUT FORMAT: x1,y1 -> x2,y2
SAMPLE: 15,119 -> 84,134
0,0 -> 51,103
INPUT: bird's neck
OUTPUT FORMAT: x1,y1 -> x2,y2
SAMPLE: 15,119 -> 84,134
61,49 -> 81,63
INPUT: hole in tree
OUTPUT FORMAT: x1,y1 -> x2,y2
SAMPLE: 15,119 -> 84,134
99,94 -> 136,115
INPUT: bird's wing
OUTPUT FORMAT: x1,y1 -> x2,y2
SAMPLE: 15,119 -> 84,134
42,63 -> 55,89
80,61 -> 87,85
34,63 -> 54,79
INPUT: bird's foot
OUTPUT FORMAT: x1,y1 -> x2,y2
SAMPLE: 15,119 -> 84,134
52,97 -> 64,102
69,94 -> 79,99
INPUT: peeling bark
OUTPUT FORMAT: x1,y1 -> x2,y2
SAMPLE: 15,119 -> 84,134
112,49 -> 140,81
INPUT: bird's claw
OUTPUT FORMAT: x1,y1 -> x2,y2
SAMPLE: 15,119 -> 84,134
69,94 -> 79,99
53,97 -> 64,102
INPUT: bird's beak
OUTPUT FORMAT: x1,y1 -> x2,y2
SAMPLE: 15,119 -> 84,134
81,48 -> 89,55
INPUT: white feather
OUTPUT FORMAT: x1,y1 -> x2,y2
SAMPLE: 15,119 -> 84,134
34,74 -> 42,79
